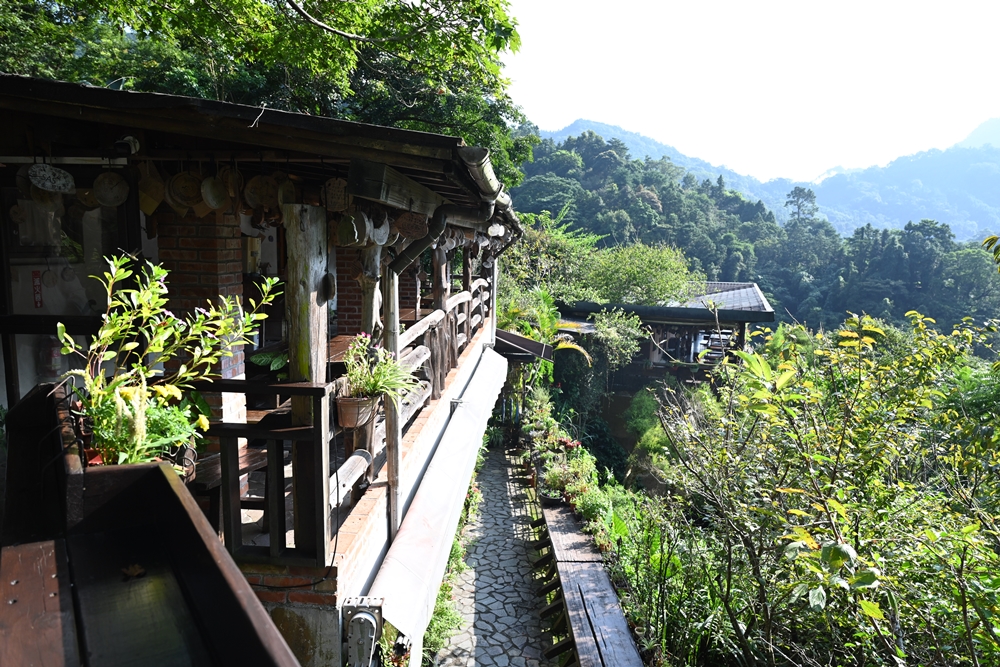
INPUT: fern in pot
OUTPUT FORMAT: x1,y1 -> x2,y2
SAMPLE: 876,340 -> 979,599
337,333 -> 417,428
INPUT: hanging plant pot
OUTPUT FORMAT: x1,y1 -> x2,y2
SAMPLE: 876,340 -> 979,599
337,396 -> 379,429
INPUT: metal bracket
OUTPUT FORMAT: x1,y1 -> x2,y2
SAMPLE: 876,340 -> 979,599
450,398 -> 463,415
342,597 -> 383,667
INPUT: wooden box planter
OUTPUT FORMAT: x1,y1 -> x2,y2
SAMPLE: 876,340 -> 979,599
1,383 -> 299,667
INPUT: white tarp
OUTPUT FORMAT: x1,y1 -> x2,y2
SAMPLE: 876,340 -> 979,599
368,347 -> 507,643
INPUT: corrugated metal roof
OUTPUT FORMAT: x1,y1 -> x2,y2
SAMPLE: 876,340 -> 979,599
672,282 -> 774,313
560,282 -> 775,324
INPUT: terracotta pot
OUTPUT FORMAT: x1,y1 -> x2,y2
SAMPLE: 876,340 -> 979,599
337,395 -> 379,429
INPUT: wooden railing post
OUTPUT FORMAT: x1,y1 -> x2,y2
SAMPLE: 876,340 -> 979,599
383,264 -> 403,540
462,248 -> 472,350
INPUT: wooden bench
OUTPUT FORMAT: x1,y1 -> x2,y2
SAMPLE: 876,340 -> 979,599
536,505 -> 643,667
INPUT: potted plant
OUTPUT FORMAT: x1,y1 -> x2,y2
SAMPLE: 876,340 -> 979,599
337,333 -> 418,428
57,254 -> 278,469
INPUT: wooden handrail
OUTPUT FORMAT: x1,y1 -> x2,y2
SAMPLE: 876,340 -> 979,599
191,379 -> 331,397
399,309 -> 445,349
446,291 -> 472,311
330,450 -> 372,506
204,423 -> 318,442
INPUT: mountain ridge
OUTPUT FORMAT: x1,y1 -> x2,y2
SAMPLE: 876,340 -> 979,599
539,119 -> 1000,241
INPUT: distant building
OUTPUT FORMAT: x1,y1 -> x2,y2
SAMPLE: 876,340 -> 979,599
559,281 -> 775,388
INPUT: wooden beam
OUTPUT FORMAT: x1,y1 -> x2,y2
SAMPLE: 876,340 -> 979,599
347,158 -> 447,216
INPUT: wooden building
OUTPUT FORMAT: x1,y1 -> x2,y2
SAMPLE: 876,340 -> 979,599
0,75 -> 519,666
560,281 -> 775,387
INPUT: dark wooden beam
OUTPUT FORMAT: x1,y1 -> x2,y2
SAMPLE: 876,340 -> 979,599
347,159 -> 448,216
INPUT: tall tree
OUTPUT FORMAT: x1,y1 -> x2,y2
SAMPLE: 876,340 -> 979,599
785,186 -> 819,223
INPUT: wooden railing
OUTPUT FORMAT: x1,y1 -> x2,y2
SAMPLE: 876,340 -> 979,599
401,277 -> 491,399
190,273 -> 493,567
192,380 -> 335,568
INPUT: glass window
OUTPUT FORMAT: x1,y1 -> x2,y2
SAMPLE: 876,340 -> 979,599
4,172 -> 123,317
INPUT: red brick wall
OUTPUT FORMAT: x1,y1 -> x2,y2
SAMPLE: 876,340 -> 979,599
238,562 -> 338,607
154,210 -> 245,418
400,268 -> 419,312
335,246 -> 363,336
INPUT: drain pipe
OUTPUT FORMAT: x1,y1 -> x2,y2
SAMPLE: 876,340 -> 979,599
383,200 -> 495,540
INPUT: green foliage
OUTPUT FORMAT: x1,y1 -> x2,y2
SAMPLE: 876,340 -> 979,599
342,333 -> 418,405
590,309 -> 646,371
249,350 -> 289,373
604,312 -> 1000,665
0,0 -> 531,188
2,0 -> 519,95
585,244 -> 694,306
60,254 -> 277,464
515,132 -> 1000,332
421,580 -> 462,665
499,210 -> 697,307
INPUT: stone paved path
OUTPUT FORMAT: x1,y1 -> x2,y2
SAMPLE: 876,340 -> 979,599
436,445 -> 557,667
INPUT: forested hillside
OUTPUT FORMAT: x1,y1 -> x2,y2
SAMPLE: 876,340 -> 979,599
513,132 -> 1000,330
541,119 -> 1000,242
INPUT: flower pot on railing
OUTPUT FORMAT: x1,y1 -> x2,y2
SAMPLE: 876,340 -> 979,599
336,395 -> 380,429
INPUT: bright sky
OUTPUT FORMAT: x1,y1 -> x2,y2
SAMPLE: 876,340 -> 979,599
502,0 -> 1000,183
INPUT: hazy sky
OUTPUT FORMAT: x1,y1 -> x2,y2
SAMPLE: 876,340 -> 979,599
502,0 -> 1000,182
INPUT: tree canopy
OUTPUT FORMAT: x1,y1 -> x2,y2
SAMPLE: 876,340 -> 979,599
0,0 -> 533,185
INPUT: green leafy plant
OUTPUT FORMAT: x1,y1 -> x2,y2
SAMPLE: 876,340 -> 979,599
249,349 -> 289,380
341,333 -> 418,405
58,254 -> 278,465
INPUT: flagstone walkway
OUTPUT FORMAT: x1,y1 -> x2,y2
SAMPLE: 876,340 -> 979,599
436,445 -> 557,667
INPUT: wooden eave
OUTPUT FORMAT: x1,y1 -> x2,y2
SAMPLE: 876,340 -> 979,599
0,75 -> 493,208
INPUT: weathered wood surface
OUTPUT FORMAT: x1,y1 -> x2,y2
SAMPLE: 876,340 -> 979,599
347,158 -> 446,217
542,505 -> 602,563
400,345 -> 431,372
330,450 -> 372,506
357,242 -> 384,336
0,540 -> 80,667
69,526 -> 215,666
398,310 -> 445,349
192,378 -> 331,397
541,506 -> 642,667
560,562 -> 643,667
70,464 -> 299,666
204,423 -> 317,443
445,290 -> 471,311
284,203 -> 331,566
193,448 -> 269,491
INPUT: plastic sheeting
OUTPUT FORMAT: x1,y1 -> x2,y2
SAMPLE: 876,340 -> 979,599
368,347 -> 508,642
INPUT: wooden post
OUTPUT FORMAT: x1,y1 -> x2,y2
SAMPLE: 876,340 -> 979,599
284,204 -> 329,562
430,246 -> 453,393
383,266 -> 402,540
462,247 -> 472,349
410,266 -> 424,321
